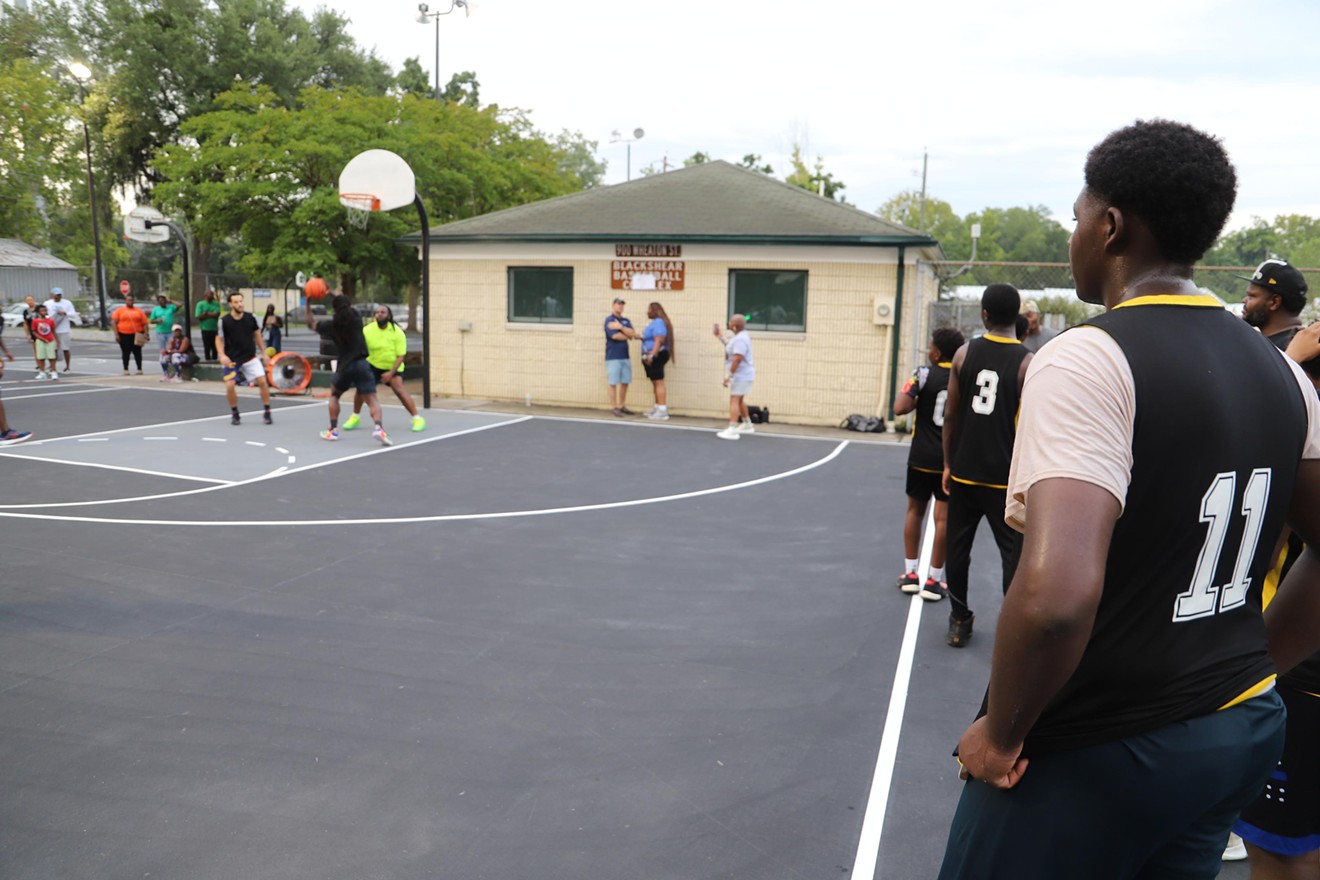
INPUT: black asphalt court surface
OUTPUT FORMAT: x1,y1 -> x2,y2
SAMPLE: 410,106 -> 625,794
0,380 -> 1249,879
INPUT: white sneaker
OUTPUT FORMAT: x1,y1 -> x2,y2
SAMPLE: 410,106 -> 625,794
716,426 -> 741,440
50,372 -> 59,380
1222,832 -> 1247,861
34,371 -> 45,380
737,420 -> 755,434
646,410 -> 670,421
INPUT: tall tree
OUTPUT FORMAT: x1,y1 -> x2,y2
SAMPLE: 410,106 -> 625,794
877,191 -> 969,256
153,85 -> 593,296
784,145 -> 846,201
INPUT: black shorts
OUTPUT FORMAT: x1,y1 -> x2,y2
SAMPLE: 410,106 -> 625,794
1236,683 -> 1320,855
643,349 -> 669,380
906,466 -> 948,502
369,365 -> 400,383
331,358 -> 377,397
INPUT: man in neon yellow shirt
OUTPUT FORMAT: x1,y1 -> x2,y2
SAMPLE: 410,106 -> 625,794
343,305 -> 425,432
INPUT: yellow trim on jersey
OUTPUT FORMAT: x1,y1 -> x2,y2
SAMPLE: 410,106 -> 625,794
910,466 -> 942,475
950,475 -> 1009,490
1111,294 -> 1225,310
981,333 -> 1022,344
1219,675 -> 1276,711
937,361 -> 953,368
1260,542 -> 1290,611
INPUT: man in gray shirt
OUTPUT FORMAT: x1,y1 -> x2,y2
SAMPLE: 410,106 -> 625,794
1019,300 -> 1059,353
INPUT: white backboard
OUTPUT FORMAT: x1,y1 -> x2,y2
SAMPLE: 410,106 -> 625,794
338,149 -> 415,212
124,206 -> 169,243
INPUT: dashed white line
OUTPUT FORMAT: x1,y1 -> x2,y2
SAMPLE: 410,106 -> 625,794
144,436 -> 178,441
202,438 -> 226,443
245,441 -> 266,447
287,456 -> 296,464
275,447 -> 290,455
77,438 -> 109,443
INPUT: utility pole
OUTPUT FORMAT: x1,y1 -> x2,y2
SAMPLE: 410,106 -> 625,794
919,148 -> 928,233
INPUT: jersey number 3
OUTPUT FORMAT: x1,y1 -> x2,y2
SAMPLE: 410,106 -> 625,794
971,369 -> 998,415
1173,469 -> 1272,621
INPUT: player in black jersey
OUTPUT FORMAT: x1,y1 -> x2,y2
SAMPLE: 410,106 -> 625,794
940,284 -> 1031,646
938,120 -> 1320,880
1232,329 -> 1320,873
893,327 -> 964,600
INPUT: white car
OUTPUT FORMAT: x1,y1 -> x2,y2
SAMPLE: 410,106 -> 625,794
2,302 -> 28,328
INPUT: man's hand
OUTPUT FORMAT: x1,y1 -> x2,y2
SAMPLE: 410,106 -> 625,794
1286,322 -> 1320,366
607,320 -> 622,331
956,717 -> 1028,789
942,466 -> 952,496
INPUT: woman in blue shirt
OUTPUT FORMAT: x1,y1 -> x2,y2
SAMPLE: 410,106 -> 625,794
641,302 -> 675,420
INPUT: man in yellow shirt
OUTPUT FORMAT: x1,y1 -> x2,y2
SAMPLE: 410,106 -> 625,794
343,305 -> 425,433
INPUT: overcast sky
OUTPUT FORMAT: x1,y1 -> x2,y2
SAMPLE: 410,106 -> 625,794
294,0 -> 1320,239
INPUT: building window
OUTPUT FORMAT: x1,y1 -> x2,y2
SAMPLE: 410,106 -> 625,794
508,267 -> 573,323
729,269 -> 806,332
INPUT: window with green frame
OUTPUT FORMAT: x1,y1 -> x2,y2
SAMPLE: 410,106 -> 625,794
508,267 -> 574,323
728,269 -> 807,331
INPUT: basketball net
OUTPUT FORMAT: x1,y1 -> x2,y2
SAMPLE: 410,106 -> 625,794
341,193 -> 379,230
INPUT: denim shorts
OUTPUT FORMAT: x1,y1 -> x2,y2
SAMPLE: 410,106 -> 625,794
606,358 -> 632,386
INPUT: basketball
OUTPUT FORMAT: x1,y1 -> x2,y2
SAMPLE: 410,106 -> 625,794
304,276 -> 329,300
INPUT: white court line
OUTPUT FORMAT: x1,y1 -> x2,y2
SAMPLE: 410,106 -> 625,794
0,450 -> 234,485
77,438 -> 109,443
144,436 -> 178,441
0,436 -> 849,526
245,441 -> 266,447
0,415 -> 531,510
851,503 -> 936,880
1,385 -> 122,401
20,400 -> 325,446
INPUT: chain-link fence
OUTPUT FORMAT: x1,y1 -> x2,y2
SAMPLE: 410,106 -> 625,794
923,261 -> 1320,338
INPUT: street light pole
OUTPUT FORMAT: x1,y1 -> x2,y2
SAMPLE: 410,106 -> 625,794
610,128 -> 646,181
416,1 -> 468,101
68,62 -> 107,330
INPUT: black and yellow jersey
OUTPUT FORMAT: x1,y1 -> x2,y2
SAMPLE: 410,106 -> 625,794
948,335 -> 1029,488
1023,297 -> 1308,755
904,362 -> 952,473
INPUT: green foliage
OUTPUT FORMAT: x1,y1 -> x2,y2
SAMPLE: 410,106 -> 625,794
784,145 -> 846,201
683,151 -> 711,167
551,130 -> 606,189
1204,216 -> 1320,272
394,58 -> 430,98
877,191 -> 969,254
153,85 -> 591,296
740,154 -> 774,175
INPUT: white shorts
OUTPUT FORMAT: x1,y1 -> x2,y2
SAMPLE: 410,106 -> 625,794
730,379 -> 753,397
55,331 -> 71,351
227,357 -> 266,384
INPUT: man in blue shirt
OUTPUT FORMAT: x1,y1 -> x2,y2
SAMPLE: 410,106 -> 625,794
604,297 -> 639,417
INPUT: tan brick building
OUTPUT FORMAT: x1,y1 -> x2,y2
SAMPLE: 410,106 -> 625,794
410,161 -> 940,426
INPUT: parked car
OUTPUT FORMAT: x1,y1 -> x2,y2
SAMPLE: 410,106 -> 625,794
2,302 -> 27,328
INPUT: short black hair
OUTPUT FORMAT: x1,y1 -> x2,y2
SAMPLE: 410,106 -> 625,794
1084,119 -> 1236,264
931,326 -> 965,360
982,283 -> 1020,326
1015,313 -> 1029,340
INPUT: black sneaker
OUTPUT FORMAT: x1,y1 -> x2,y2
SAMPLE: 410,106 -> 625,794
619,406 -> 636,415
896,571 -> 920,593
263,411 -> 273,425
947,613 -> 974,648
919,578 -> 947,602
231,413 -> 241,425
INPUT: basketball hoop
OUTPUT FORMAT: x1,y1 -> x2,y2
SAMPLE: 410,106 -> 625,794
341,193 -> 379,230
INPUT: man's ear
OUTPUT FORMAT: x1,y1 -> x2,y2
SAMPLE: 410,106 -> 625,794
1103,206 -> 1126,254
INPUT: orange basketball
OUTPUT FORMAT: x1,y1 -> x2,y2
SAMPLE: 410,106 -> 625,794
304,277 -> 329,300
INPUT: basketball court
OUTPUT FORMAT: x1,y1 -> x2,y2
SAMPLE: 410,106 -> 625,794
0,371 -> 1048,879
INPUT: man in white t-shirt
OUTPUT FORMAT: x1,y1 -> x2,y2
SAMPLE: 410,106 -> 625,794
43,288 -> 79,374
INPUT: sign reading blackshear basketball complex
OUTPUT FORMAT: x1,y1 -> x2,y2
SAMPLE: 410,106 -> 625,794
611,243 -> 685,291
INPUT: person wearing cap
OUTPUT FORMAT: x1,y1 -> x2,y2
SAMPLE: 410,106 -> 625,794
604,297 -> 640,417
1018,299 -> 1059,353
159,323 -> 196,383
43,287 -> 78,374
1241,258 -> 1309,350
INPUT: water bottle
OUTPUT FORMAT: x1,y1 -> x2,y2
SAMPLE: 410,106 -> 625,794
525,393 -> 531,407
